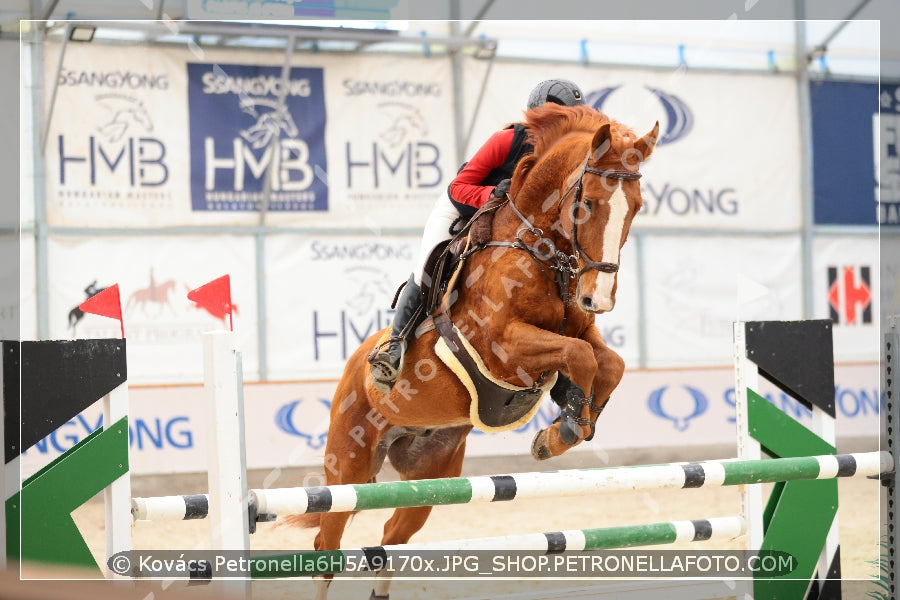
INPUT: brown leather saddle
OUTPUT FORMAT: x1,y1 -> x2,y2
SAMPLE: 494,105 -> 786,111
409,198 -> 554,430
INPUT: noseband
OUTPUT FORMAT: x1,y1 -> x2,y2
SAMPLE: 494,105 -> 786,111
570,165 -> 642,276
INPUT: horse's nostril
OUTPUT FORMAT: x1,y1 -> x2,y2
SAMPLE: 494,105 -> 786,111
580,297 -> 594,310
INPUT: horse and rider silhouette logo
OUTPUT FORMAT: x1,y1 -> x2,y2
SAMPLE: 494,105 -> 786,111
95,93 -> 153,142
375,101 -> 427,147
68,281 -> 108,335
238,96 -> 300,149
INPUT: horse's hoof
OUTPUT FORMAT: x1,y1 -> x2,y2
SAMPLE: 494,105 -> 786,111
531,429 -> 553,461
369,591 -> 389,600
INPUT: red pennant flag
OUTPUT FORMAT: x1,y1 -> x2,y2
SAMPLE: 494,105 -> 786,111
187,275 -> 233,331
78,283 -> 124,338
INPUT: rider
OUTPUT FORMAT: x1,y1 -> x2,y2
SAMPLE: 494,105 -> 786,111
368,78 -> 586,389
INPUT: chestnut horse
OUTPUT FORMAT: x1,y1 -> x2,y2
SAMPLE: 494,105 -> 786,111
299,104 -> 658,600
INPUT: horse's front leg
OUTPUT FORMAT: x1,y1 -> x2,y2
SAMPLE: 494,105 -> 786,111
491,322 -> 598,459
580,324 -> 626,441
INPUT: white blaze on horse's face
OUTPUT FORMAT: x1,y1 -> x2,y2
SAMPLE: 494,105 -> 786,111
588,182 -> 628,313
573,120 -> 658,315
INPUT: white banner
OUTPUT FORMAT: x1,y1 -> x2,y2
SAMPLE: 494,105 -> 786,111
43,44 -> 456,230
462,59 -> 801,231
43,44 -> 200,227
46,234 -> 258,383
20,362 -> 880,478
882,233 -> 900,322
264,233 -> 419,380
642,235 -> 804,366
812,235 -> 880,362
264,233 -> 643,380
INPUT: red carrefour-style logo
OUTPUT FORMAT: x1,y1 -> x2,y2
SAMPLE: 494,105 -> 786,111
827,266 -> 872,325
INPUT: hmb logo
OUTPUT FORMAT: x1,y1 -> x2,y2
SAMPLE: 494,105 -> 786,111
187,63 -> 328,212
827,266 -> 872,325
57,93 -> 168,188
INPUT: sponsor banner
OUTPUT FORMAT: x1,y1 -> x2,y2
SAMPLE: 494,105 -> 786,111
462,60 -> 801,231
810,79 -> 898,226
43,43 -> 204,227
812,236 -> 880,362
879,84 -> 900,226
315,53 -> 455,229
46,234 -> 258,383
264,233 -> 417,380
642,235 -> 804,367
263,234 -> 641,381
184,0 -> 400,19
187,62 -> 329,214
44,44 -> 456,230
20,363 -> 879,477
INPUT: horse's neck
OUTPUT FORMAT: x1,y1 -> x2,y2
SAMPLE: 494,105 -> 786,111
494,196 -> 570,254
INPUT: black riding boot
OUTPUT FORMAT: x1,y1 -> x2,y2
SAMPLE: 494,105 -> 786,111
369,274 -> 422,389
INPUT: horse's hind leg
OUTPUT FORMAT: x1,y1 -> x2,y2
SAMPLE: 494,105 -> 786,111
312,372 -> 387,599
371,426 -> 471,600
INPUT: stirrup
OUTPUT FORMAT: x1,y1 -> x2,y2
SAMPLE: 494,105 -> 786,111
370,351 -> 400,383
368,339 -> 403,392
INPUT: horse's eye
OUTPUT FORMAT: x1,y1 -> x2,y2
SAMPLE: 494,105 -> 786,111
572,199 -> 594,224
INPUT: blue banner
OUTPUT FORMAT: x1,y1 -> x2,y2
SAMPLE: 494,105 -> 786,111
878,83 -> 900,225
187,63 -> 328,212
810,80 -> 879,225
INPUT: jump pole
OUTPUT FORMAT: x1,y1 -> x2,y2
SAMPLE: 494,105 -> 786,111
131,450 -> 892,522
249,516 -> 747,579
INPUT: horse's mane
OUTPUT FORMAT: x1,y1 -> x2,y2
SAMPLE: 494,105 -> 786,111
512,104 -> 638,185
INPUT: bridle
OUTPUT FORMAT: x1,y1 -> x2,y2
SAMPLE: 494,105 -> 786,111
498,162 -> 642,282
459,160 -> 642,333
569,165 -> 642,276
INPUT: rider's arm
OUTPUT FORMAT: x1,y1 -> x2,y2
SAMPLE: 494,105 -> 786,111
448,128 -> 515,211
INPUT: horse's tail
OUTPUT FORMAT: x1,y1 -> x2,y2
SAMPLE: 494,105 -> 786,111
279,510 -> 361,530
278,513 -> 322,529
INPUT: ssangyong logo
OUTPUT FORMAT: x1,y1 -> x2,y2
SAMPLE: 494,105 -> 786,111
647,385 -> 708,431
275,398 -> 330,449
587,85 -> 694,146
828,266 -> 872,325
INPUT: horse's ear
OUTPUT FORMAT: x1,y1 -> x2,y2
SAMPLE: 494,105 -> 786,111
634,121 -> 660,162
590,123 -> 612,161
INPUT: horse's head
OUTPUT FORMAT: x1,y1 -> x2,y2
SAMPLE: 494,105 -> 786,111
512,104 -> 658,315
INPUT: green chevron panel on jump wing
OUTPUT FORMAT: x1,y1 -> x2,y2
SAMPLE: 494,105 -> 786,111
747,389 -> 838,600
19,416 -> 128,572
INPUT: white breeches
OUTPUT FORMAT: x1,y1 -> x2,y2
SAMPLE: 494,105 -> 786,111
412,195 -> 461,286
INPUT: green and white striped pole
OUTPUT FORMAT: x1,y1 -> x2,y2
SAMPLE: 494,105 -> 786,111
131,451 -> 891,522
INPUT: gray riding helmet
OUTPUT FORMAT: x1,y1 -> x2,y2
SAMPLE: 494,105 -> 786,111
527,79 -> 586,109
